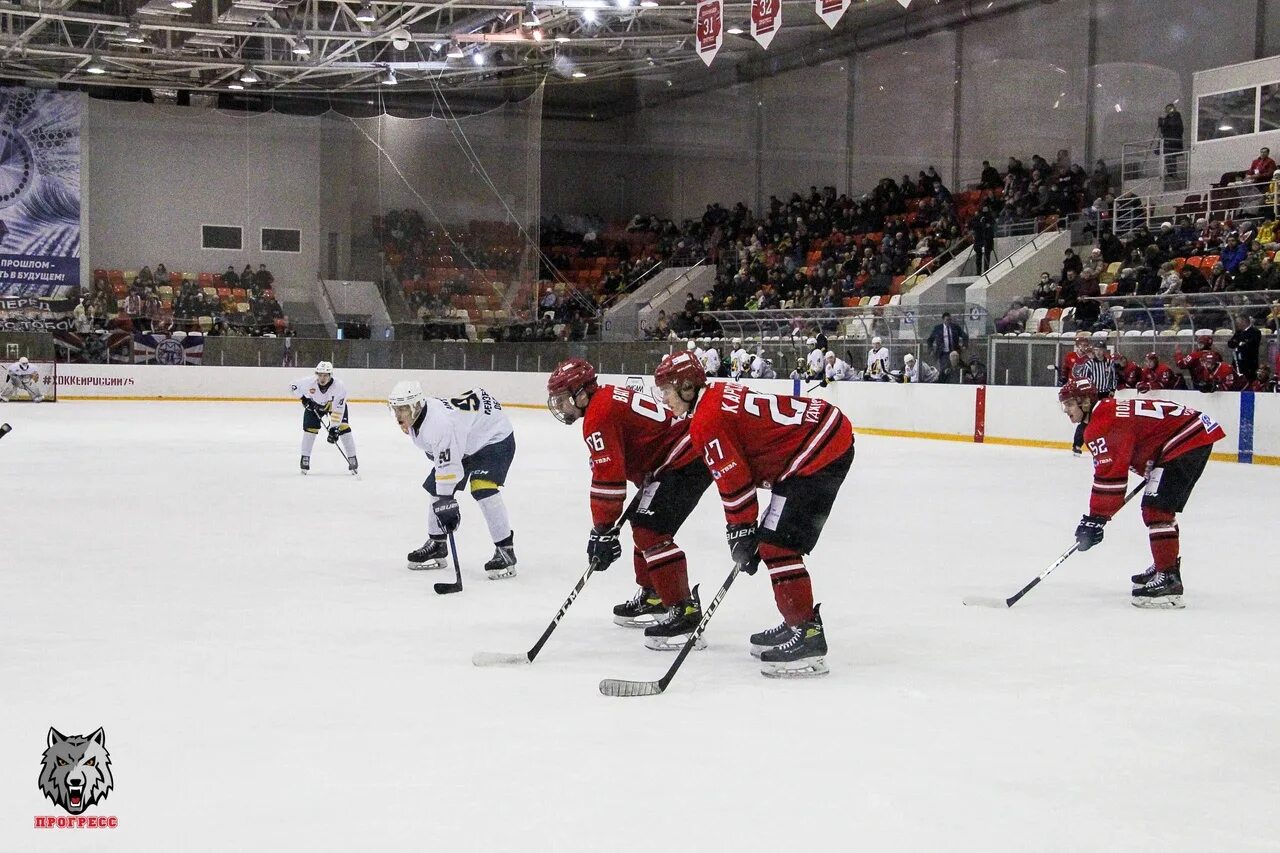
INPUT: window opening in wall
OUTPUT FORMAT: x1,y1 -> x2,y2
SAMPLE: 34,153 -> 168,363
262,228 -> 301,253
202,224 -> 243,251
1197,87 -> 1257,142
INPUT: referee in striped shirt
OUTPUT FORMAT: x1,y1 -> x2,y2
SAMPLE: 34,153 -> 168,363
1071,341 -> 1119,455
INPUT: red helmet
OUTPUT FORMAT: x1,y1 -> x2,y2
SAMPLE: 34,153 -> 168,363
546,357 -> 598,424
547,357 -> 597,397
1145,351 -> 1159,365
1058,378 -> 1098,405
655,351 -> 707,390
1197,334 -> 1213,349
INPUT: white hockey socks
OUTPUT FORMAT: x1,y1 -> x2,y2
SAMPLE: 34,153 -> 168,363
300,431 -> 318,456
475,492 -> 511,544
339,432 -> 357,457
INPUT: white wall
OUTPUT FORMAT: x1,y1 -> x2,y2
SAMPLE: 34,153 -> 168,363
51,365 -> 1278,465
85,100 -> 324,291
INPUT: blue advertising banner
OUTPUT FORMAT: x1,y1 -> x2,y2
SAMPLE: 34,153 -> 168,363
0,87 -> 81,311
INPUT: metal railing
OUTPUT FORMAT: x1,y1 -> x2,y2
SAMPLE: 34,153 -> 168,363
1121,137 -> 1188,194
1110,179 -> 1276,238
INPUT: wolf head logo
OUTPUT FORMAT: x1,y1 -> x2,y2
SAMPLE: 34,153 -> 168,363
39,727 -> 114,815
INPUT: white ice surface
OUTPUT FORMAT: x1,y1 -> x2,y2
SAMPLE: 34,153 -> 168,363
1,401 -> 1277,852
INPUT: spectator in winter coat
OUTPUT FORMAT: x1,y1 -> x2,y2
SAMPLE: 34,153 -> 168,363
1248,147 -> 1276,183
1061,248 -> 1083,281
1033,272 -> 1058,308
1056,269 -> 1081,308
995,300 -> 1032,334
1219,235 -> 1248,273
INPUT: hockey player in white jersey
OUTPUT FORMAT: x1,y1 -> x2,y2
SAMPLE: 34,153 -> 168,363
728,339 -> 751,379
0,357 -> 44,402
805,338 -> 825,379
749,350 -> 777,379
389,381 -> 518,580
289,362 -> 357,474
824,351 -> 853,382
865,337 -> 891,381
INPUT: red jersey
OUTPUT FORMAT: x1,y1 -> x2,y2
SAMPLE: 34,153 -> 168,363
581,384 -> 699,527
1083,397 -> 1226,518
1176,349 -> 1218,387
1061,350 -> 1089,382
1115,362 -> 1142,389
1139,363 -> 1180,391
689,382 -> 854,526
1206,362 -> 1240,391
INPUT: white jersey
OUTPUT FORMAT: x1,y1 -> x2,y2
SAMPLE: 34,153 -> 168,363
729,348 -> 751,378
409,388 -> 513,497
700,348 -> 721,376
750,355 -> 776,379
806,348 -> 825,377
866,347 -> 891,380
825,358 -> 852,381
289,374 -> 350,422
6,361 -> 40,382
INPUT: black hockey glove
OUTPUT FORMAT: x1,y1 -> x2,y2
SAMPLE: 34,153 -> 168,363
301,396 -> 321,415
327,426 -> 341,444
433,496 -> 461,533
1075,514 -> 1106,551
587,525 -> 622,570
726,522 -> 760,575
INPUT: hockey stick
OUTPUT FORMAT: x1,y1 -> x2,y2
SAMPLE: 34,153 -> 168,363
321,414 -> 358,476
0,423 -> 10,440
804,378 -> 828,393
600,561 -> 744,697
433,531 -> 464,595
473,491 -> 645,666
962,479 -> 1147,609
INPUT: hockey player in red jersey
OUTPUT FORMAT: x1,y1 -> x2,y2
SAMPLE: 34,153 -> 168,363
1061,378 -> 1226,608
1113,353 -> 1142,390
1176,335 -> 1221,391
1137,353 -> 1181,393
653,351 -> 854,678
1199,351 -> 1242,391
547,358 -> 713,651
1061,333 -> 1093,454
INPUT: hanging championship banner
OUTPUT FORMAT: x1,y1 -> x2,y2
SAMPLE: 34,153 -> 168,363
696,0 -> 723,67
816,0 -> 850,30
751,0 -> 781,49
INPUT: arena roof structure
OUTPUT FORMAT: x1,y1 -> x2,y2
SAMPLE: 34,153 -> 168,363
0,0 -> 1049,114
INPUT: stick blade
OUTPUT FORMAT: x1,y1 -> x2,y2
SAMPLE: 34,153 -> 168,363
434,582 -> 463,595
472,651 -> 531,667
962,595 -> 1011,608
599,678 -> 665,698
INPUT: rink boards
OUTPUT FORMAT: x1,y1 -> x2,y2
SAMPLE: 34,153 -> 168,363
49,363 -> 1280,465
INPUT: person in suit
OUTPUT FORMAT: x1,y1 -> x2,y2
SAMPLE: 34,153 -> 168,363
926,312 -> 968,367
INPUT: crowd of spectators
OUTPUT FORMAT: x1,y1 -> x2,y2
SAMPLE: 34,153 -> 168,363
85,262 -> 286,337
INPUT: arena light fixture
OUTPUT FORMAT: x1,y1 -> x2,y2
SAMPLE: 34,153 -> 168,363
472,51 -> 486,66
522,5 -> 541,26
238,65 -> 260,84
639,0 -> 658,6
381,66 -> 397,85
531,28 -> 544,41
169,0 -> 194,9
554,34 -> 570,43
726,23 -> 744,34
355,2 -> 376,23
292,36 -> 311,56
572,70 -> 586,78
123,23 -> 145,44
446,40 -> 465,59
582,6 -> 598,23
228,81 -> 245,90
85,56 -> 107,74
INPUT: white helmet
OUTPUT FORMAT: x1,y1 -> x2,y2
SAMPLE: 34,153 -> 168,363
732,337 -> 742,346
687,340 -> 697,350
315,361 -> 334,375
872,336 -> 882,346
806,337 -> 817,346
388,380 -> 425,410
18,356 -> 29,366
825,351 -> 835,360
904,353 -> 916,364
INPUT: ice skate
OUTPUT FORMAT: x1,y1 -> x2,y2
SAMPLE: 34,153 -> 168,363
749,620 -> 795,659
612,587 -> 666,628
484,535 -> 517,580
299,455 -> 310,475
347,454 -> 359,475
760,605 -> 829,678
407,537 -> 448,571
1131,566 -> 1184,609
643,589 -> 706,651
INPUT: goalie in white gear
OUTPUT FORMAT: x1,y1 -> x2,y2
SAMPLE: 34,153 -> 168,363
289,362 -> 357,474
389,381 -> 518,580
1,357 -> 44,402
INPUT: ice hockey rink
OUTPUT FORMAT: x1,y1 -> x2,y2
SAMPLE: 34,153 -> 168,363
1,399 -> 1276,852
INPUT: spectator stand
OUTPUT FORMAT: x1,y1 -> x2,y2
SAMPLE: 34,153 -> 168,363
1110,180 -> 1278,239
